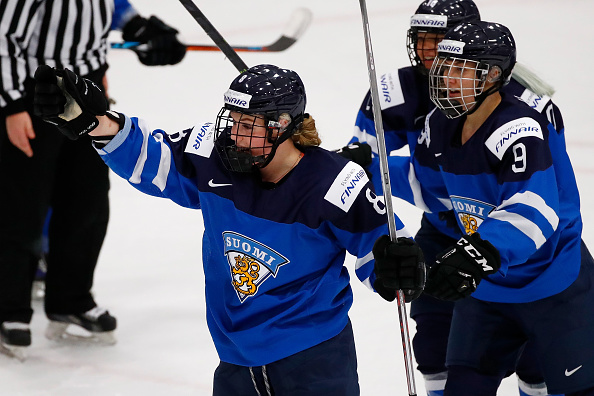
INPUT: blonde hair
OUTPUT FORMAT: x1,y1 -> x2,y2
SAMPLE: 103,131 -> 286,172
291,115 -> 321,147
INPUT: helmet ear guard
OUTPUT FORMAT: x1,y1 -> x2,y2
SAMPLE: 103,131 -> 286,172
487,66 -> 502,83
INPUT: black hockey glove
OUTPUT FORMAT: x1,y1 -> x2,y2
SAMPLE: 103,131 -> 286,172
424,233 -> 501,301
33,65 -> 108,140
335,142 -> 373,179
336,142 -> 372,168
372,235 -> 426,303
122,15 -> 186,66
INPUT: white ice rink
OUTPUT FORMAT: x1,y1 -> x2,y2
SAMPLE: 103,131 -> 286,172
3,0 -> 594,394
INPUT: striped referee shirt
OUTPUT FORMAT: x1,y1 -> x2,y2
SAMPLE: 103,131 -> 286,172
0,0 -> 114,114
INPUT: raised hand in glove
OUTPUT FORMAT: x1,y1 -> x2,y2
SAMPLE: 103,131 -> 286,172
372,235 -> 426,303
424,233 -> 501,301
123,15 -> 186,66
33,65 -> 108,140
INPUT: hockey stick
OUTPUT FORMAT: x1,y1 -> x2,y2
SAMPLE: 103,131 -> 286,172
111,8 -> 313,54
176,0 -> 247,71
357,0 -> 417,395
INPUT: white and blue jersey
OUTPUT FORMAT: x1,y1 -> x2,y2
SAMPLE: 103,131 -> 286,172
96,116 -> 410,366
396,92 -> 582,303
352,67 -> 565,243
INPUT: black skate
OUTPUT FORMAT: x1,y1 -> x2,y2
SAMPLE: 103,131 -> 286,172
46,306 -> 117,345
0,322 -> 31,361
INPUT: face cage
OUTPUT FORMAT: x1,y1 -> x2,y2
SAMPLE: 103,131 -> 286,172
428,56 -> 489,119
406,29 -> 445,74
214,108 -> 283,173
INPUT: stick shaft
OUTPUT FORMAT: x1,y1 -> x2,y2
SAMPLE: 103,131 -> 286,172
177,0 -> 248,72
357,0 -> 417,394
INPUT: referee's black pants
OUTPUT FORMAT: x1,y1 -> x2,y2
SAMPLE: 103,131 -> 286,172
0,68 -> 110,324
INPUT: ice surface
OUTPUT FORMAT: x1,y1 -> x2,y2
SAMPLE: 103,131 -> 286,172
4,0 -> 593,395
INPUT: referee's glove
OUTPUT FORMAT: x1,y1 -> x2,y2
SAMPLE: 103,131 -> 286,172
123,15 -> 186,66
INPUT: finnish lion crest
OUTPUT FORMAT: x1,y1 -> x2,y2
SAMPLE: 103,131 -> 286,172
450,196 -> 495,235
223,232 -> 289,302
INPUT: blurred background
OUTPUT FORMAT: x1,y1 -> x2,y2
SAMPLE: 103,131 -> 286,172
4,0 -> 593,394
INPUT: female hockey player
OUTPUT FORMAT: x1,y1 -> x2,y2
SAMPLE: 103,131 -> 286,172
31,63 -> 425,395
401,21 -> 594,395
340,0 -> 563,395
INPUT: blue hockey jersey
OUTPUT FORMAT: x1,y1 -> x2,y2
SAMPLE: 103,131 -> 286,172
352,66 -> 566,242
388,92 -> 582,303
96,116 -> 410,366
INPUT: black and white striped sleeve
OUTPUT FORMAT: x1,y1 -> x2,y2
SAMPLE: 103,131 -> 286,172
1,0 -> 112,116
0,0 -> 42,115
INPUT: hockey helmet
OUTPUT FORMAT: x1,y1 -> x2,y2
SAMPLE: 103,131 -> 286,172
429,21 -> 517,118
214,64 -> 306,172
407,0 -> 481,73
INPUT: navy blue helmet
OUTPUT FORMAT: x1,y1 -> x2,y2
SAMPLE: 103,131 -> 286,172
429,21 -> 517,118
440,21 -> 516,82
215,64 -> 307,172
407,0 -> 481,73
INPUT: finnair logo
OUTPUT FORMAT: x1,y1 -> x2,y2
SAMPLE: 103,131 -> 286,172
184,121 -> 216,158
193,122 -> 213,150
410,14 -> 447,28
376,71 -> 405,110
325,164 -> 369,212
223,89 -> 251,109
438,40 -> 465,54
519,90 -> 551,113
380,74 -> 392,103
485,117 -> 543,159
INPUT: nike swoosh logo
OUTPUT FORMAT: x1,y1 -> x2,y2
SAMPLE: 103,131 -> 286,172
565,365 -> 583,376
208,179 -> 232,188
435,153 -> 442,157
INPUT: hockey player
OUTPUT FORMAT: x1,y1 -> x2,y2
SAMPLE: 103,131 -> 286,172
340,1 -> 563,395
380,20 -> 594,395
32,63 -> 426,395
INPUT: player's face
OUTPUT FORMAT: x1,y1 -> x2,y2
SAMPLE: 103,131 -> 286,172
230,112 -> 274,158
438,58 -> 479,105
416,32 -> 445,70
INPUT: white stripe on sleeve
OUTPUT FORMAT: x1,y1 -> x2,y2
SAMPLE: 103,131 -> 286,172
488,210 -> 547,249
151,132 -> 172,192
498,191 -> 559,230
129,119 -> 152,185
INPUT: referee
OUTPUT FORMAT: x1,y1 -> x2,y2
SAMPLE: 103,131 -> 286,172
0,0 -> 185,358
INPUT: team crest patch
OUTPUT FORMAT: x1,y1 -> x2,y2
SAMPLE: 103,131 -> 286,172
223,232 -> 289,303
450,196 -> 496,235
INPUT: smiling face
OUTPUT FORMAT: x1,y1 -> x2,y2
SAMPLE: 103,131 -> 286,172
416,32 -> 445,71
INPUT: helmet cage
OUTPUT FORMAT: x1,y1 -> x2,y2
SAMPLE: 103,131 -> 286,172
429,56 -> 489,119
407,28 -> 446,74
214,108 -> 293,172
